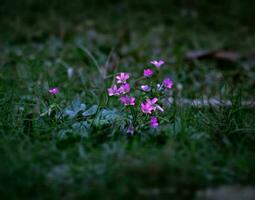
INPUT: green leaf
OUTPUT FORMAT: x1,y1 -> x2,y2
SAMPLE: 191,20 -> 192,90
72,121 -> 90,138
82,105 -> 98,117
94,108 -> 121,127
64,99 -> 86,118
100,109 -> 120,122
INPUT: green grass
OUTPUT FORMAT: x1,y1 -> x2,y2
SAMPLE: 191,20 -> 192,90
1,1 -> 255,199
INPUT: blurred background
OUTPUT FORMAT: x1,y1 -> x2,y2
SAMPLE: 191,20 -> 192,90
1,0 -> 255,99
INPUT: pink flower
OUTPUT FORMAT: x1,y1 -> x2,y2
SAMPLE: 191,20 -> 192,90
49,87 -> 59,95
150,60 -> 165,68
120,96 -> 135,106
144,69 -> 153,77
163,78 -> 173,89
141,98 -> 158,114
108,85 -> 119,96
147,97 -> 158,104
141,102 -> 152,114
118,83 -> 130,94
116,72 -> 129,84
141,85 -> 151,92
146,98 -> 158,111
150,116 -> 159,128
146,98 -> 164,112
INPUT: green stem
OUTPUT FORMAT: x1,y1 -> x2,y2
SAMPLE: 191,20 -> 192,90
130,106 -> 137,126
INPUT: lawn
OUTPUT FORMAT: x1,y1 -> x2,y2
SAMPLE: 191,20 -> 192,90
0,0 -> 255,199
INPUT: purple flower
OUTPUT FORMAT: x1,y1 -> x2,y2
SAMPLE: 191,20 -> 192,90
146,98 -> 158,111
141,85 -> 151,92
49,87 -> 59,95
116,72 -> 129,84
144,69 -> 154,77
150,60 -> 165,68
147,97 -> 158,104
150,116 -> 159,128
146,98 -> 164,112
141,102 -> 152,114
118,83 -> 130,94
163,78 -> 173,89
108,85 -> 119,96
120,96 -> 135,106
141,98 -> 158,114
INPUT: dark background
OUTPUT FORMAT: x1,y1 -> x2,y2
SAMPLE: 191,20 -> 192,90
1,0 -> 255,43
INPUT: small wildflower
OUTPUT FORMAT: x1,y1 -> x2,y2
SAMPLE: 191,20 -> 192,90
141,98 -> 158,114
150,116 -> 159,128
49,87 -> 59,95
118,83 -> 130,94
120,96 -> 135,106
147,97 -> 158,104
163,78 -> 173,89
141,85 -> 151,92
108,85 -> 119,96
150,60 -> 165,68
116,72 -> 129,84
146,98 -> 158,111
141,102 -> 152,114
143,69 -> 154,77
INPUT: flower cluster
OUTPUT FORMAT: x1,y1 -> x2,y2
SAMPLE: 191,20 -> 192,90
107,72 -> 135,106
107,59 -> 173,133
